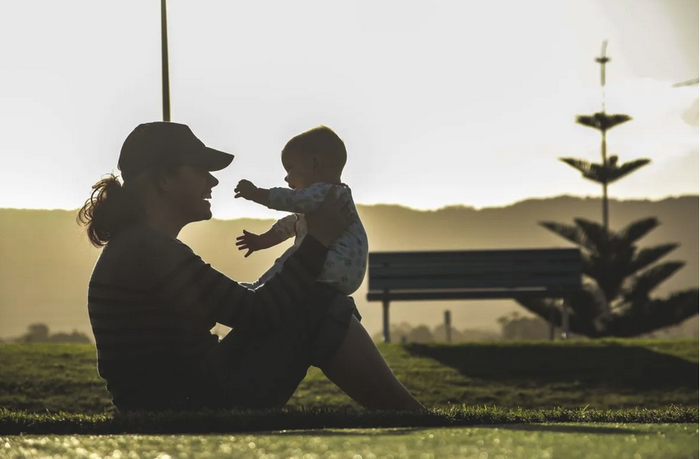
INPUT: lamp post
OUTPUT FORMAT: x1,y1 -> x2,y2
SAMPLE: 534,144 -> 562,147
161,0 -> 171,122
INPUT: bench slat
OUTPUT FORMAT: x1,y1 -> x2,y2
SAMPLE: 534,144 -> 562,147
367,289 -> 574,302
369,273 -> 580,291
369,248 -> 581,265
369,262 -> 580,279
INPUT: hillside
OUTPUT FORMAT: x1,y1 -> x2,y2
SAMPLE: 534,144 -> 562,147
0,195 -> 697,339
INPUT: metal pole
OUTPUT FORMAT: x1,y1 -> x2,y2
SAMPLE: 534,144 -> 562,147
561,298 -> 570,340
444,310 -> 452,343
161,0 -> 171,122
549,308 -> 555,341
382,298 -> 391,343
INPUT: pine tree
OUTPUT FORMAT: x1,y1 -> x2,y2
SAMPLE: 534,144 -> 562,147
515,42 -> 699,338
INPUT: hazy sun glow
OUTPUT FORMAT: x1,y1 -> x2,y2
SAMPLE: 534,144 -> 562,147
0,0 -> 696,220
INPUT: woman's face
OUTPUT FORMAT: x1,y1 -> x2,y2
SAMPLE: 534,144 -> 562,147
165,165 -> 219,224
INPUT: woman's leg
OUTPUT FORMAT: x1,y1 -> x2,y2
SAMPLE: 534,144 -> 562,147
200,284 -> 342,409
200,284 -> 423,411
319,316 -> 425,411
200,325 -> 313,409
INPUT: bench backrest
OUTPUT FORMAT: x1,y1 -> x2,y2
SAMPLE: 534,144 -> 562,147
367,248 -> 582,301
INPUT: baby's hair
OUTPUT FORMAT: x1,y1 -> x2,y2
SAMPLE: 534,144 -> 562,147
282,125 -> 347,175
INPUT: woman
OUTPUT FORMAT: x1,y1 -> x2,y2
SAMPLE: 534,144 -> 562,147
77,121 -> 424,412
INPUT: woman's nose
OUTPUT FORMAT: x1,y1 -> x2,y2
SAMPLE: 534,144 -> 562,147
208,172 -> 219,187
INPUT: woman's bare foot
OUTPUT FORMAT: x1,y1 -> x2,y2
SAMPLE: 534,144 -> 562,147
320,316 -> 425,411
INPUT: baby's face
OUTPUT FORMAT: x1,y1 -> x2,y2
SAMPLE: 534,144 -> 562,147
282,150 -> 316,189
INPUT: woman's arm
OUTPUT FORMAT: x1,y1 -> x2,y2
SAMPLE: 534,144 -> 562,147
153,187 -> 352,333
154,236 -> 328,333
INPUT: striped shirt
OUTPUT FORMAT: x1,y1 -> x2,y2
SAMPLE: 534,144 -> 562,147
87,224 -> 328,408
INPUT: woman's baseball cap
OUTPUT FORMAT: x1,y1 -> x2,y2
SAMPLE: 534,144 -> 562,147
118,122 -> 234,180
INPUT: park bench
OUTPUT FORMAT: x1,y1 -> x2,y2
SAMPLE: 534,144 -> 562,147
366,248 -> 582,342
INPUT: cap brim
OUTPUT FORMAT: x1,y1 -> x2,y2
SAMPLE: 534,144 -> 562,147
200,147 -> 234,171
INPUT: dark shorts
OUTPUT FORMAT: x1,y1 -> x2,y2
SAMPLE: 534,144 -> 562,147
176,282 -> 361,410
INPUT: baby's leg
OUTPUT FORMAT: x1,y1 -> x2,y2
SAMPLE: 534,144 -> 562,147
317,252 -> 365,296
319,316 -> 425,411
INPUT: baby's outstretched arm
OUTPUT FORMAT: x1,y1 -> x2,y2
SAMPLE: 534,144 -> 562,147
235,179 -> 270,207
236,229 -> 285,257
236,214 -> 297,258
268,183 -> 336,214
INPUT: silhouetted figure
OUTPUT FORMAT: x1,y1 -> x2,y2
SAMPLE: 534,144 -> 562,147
234,125 -> 368,297
77,122 -> 423,413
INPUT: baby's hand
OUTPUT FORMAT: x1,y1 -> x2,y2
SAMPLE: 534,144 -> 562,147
235,230 -> 265,257
235,180 -> 258,200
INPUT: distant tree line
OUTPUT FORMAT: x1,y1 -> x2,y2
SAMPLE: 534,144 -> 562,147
4,318 -> 695,346
9,323 -> 91,344
371,314 -> 698,344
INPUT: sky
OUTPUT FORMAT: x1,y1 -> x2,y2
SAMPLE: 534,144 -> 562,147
0,0 -> 697,220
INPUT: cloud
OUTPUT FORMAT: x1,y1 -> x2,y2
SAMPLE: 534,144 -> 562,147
682,99 -> 699,127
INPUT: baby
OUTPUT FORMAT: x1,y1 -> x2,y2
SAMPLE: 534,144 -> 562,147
234,125 -> 368,296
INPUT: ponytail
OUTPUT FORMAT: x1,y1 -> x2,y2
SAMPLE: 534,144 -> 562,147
76,174 -> 144,247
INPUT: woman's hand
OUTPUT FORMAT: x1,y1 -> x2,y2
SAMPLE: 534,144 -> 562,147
305,186 -> 355,247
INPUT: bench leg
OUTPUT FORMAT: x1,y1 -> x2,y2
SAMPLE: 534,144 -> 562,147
561,298 -> 570,340
549,308 -> 555,341
383,300 -> 391,343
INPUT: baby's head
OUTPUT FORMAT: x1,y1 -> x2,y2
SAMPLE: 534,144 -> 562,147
281,126 -> 347,189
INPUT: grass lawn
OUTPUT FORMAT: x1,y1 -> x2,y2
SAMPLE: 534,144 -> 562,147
1,424 -> 698,459
0,339 -> 696,414
1,405 -> 697,435
1,339 -> 696,457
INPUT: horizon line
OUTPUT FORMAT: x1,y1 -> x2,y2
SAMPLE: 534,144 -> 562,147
0,193 -> 697,217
